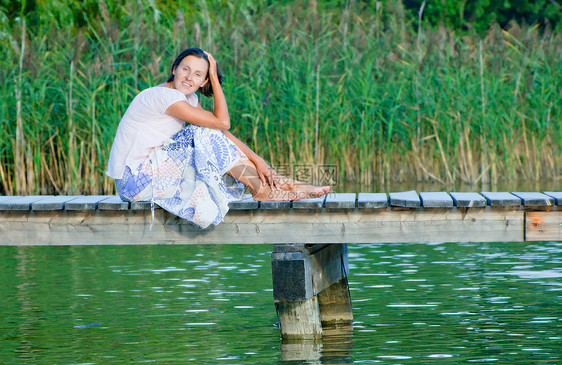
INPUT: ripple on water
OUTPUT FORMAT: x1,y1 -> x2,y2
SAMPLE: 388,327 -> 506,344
366,285 -> 393,288
499,270 -> 562,279
185,321 -> 216,325
467,358 -> 499,362
386,303 -> 439,307
182,278 -> 208,282
148,267 -> 186,273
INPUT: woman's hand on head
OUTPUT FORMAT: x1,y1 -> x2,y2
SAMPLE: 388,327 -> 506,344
204,51 -> 218,79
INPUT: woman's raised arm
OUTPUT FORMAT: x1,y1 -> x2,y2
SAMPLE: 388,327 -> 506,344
204,52 -> 230,127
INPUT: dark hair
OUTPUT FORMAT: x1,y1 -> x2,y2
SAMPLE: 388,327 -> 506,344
167,47 -> 224,97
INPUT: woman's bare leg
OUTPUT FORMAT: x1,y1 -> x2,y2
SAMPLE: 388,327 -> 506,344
226,160 -> 330,201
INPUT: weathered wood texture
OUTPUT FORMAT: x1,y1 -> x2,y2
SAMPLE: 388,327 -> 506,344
450,192 -> 487,208
259,200 -> 290,209
271,244 -> 349,301
275,298 -> 322,340
0,196 -> 53,210
317,277 -> 353,325
131,201 -> 152,210
293,196 -> 324,209
420,192 -> 453,208
65,196 -> 114,210
228,194 -> 259,210
389,190 -> 420,208
481,192 -> 521,206
0,192 -> 560,245
98,196 -> 129,210
526,211 -> 562,241
0,207 -> 530,245
272,243 -> 353,339
32,195 -> 81,210
357,193 -> 388,209
544,192 -> 562,205
325,193 -> 356,209
512,192 -> 555,207
0,196 -> 20,204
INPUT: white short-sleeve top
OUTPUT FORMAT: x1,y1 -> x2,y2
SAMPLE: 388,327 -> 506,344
106,86 -> 198,179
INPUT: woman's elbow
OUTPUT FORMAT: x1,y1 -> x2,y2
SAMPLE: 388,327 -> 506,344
218,119 -> 230,130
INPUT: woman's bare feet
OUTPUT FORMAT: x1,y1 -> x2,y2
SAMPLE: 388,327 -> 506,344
252,182 -> 330,202
226,159 -> 330,202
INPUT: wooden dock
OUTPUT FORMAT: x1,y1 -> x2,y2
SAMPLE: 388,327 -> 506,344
1,191 -> 560,339
0,191 -> 560,245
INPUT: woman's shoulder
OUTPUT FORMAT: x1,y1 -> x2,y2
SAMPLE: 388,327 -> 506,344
140,85 -> 185,98
134,85 -> 198,108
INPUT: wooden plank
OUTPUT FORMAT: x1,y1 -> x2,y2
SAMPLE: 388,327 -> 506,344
526,211 -> 562,241
98,196 -> 129,210
357,193 -> 387,209
481,192 -> 521,207
420,192 -> 453,208
228,194 -> 259,210
0,196 -> 19,204
259,200 -> 291,210
130,201 -> 153,210
32,196 -> 82,210
0,207 -> 526,245
512,192 -> 555,207
389,190 -> 420,208
544,192 -> 562,206
0,196 -> 53,211
65,195 -> 112,210
450,192 -> 487,208
325,193 -> 356,209
292,196 -> 325,209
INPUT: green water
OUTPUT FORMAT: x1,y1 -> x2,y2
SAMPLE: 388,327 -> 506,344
0,242 -> 560,364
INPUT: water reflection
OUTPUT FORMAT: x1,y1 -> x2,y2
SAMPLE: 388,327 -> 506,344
279,325 -> 354,364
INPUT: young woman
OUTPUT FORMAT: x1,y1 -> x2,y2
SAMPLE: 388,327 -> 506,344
106,47 -> 329,229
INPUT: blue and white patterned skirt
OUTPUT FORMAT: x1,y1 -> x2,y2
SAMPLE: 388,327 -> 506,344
115,125 -> 247,229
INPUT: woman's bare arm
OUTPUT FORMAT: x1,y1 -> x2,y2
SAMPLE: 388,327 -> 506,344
204,52 -> 230,127
166,101 -> 230,130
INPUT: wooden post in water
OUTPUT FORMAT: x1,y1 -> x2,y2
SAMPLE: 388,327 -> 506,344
271,243 -> 352,339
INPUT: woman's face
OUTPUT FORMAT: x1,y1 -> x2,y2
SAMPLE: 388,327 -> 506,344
172,55 -> 209,95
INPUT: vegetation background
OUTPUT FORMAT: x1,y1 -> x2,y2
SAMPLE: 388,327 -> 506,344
0,0 -> 560,195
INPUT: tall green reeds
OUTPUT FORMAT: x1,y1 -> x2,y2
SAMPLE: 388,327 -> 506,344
0,0 -> 560,195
